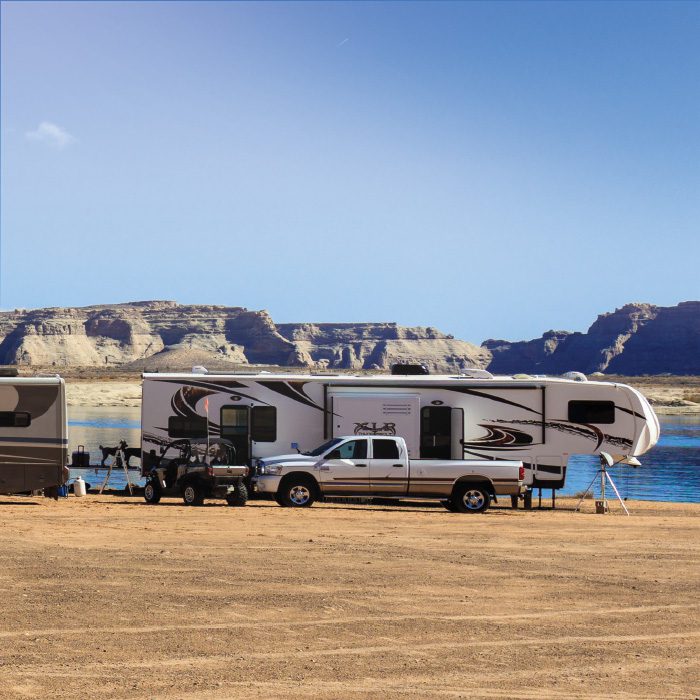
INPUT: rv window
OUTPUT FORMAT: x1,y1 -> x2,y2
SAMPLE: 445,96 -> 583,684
372,439 -> 399,460
0,411 -> 31,428
251,406 -> 276,442
568,401 -> 615,424
221,407 -> 249,437
167,415 -> 208,438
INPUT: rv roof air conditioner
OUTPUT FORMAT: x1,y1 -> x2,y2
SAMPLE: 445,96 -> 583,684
455,369 -> 494,379
562,371 -> 588,382
191,365 -> 208,375
391,363 -> 430,375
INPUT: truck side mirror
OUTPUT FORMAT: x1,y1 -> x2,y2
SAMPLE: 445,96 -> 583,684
326,449 -> 341,460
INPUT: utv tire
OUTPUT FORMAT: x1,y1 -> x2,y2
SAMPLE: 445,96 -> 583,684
182,482 -> 204,507
279,478 -> 316,508
226,482 -> 248,507
144,480 -> 161,505
452,484 -> 491,514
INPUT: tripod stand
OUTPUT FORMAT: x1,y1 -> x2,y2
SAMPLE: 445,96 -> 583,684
99,445 -> 134,495
575,452 -> 632,516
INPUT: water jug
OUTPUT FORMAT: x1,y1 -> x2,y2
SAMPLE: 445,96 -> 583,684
74,476 -> 86,497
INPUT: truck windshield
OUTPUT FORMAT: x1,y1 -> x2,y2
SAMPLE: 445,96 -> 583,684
305,438 -> 343,457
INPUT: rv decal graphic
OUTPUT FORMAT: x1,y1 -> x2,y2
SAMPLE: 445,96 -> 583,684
489,418 -> 633,451
353,422 -> 397,436
462,424 -> 534,449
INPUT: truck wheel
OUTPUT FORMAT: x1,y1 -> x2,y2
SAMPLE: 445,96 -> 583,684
226,482 -> 248,507
452,484 -> 491,514
182,482 -> 204,506
441,499 -> 460,512
144,480 -> 161,505
279,478 -> 316,508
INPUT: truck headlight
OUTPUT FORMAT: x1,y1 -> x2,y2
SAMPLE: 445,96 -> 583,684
258,464 -> 283,476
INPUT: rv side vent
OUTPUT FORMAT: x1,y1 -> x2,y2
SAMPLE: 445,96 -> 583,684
382,402 -> 413,415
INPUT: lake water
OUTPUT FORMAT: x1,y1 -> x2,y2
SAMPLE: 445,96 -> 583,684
68,408 -> 700,503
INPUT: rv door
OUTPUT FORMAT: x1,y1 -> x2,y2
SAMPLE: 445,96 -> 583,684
220,406 -> 250,465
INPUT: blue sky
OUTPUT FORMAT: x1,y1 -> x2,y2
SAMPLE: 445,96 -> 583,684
1,1 -> 698,342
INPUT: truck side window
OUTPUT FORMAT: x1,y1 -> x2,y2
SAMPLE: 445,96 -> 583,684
335,440 -> 367,460
372,439 -> 399,459
0,411 -> 31,428
568,401 -> 615,424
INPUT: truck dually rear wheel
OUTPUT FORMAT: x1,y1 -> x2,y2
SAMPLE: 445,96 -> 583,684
452,484 -> 491,513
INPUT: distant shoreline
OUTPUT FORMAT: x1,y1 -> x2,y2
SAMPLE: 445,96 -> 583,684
61,374 -> 700,414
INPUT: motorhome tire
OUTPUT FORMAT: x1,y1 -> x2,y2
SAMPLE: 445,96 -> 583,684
182,482 -> 204,506
511,495 -> 519,509
144,480 -> 161,504
279,476 -> 316,508
226,482 -> 248,507
452,484 -> 490,513
524,490 -> 533,510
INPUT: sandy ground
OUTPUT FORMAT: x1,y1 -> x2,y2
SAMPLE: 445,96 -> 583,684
0,495 -> 698,699
64,377 -> 700,413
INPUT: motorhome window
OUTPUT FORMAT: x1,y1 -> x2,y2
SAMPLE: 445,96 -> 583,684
372,439 -> 399,459
0,411 -> 31,428
334,440 -> 367,460
220,407 -> 249,437
568,401 -> 615,424
251,406 -> 276,442
167,416 -> 208,438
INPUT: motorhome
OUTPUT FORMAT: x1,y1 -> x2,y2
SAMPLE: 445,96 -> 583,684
140,367 -> 659,497
0,376 -> 68,494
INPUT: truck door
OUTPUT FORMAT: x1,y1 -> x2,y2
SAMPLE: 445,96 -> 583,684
420,406 -> 452,459
369,438 -> 408,496
220,406 -> 250,465
319,438 -> 370,495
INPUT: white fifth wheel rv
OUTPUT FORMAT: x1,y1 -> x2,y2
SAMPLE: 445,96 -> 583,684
140,368 -> 659,495
0,376 -> 68,495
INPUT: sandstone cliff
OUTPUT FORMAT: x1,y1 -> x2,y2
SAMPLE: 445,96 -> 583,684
0,302 -> 487,373
484,302 -> 700,375
1,300 -> 698,375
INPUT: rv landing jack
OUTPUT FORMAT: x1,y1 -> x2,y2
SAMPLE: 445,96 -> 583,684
511,489 -> 556,510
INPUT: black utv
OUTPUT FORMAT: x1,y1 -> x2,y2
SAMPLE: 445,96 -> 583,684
143,438 -> 249,507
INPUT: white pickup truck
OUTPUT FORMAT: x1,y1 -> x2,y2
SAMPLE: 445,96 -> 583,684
253,435 -> 525,513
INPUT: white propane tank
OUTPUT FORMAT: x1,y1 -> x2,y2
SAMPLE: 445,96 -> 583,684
74,476 -> 86,497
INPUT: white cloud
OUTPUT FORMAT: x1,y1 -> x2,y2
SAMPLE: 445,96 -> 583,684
26,121 -> 76,149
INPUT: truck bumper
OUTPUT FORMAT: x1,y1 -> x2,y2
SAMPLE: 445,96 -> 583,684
251,476 -> 283,494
